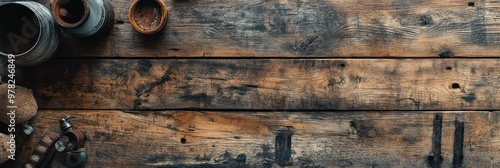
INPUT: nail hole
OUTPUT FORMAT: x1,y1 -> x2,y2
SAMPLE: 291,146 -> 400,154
180,138 -> 187,144
116,20 -> 125,24
340,64 -> 346,67
468,2 -> 475,6
419,15 -> 433,26
446,67 -> 452,70
452,83 -> 460,89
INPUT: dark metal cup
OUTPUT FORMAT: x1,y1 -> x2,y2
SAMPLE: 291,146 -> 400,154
51,0 -> 115,38
0,1 -> 60,66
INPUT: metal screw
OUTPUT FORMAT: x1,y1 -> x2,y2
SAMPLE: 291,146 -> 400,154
60,118 -> 73,132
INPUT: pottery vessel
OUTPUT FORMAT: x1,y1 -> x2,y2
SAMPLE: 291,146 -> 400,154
129,0 -> 168,35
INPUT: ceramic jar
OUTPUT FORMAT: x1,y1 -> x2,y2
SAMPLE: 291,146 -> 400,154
129,0 -> 168,35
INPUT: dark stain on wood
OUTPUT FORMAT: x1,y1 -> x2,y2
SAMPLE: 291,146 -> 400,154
136,69 -> 172,97
428,114 -> 443,168
471,2 -> 487,46
350,120 -> 376,139
94,130 -> 113,141
157,164 -> 225,168
438,48 -> 454,58
275,130 -> 293,166
296,156 -> 324,168
461,93 -> 476,103
39,94 -> 52,102
147,154 -> 168,163
179,93 -> 213,106
228,84 -> 259,93
419,15 -> 433,26
256,144 -> 274,168
402,135 -> 420,145
453,120 -> 465,168
212,151 -> 247,167
133,98 -> 142,109
94,151 -> 109,158
138,59 -> 153,74
195,154 -> 211,162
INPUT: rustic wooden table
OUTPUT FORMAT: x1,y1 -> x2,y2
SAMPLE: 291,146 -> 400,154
9,0 -> 500,167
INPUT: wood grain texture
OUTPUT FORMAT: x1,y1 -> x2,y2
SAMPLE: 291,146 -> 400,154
17,59 -> 500,110
13,110 -> 500,168
32,0 -> 500,57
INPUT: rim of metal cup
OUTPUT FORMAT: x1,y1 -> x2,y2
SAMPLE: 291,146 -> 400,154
59,0 -> 114,37
0,2 -> 42,57
51,0 -> 91,28
0,1 -> 59,66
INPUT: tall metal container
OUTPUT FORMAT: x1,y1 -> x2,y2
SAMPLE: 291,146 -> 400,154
51,0 -> 115,38
0,1 -> 60,66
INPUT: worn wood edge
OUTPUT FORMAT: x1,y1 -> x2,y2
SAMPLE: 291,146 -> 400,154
12,110 -> 500,167
17,59 -> 500,110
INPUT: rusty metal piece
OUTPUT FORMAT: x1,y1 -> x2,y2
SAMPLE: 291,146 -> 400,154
0,2 -> 60,66
63,130 -> 87,151
54,117 -> 89,167
51,0 -> 114,38
56,118 -> 87,152
24,132 -> 60,168
129,0 -> 168,35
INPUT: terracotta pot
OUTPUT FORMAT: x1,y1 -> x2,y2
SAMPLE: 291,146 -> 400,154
51,0 -> 114,38
0,1 -> 60,66
129,0 -> 168,35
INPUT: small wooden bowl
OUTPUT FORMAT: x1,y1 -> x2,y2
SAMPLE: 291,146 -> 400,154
129,0 -> 168,35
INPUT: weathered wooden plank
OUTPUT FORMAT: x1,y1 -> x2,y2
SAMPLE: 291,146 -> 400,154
30,0 -> 500,57
14,110 -> 500,167
17,59 -> 500,110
